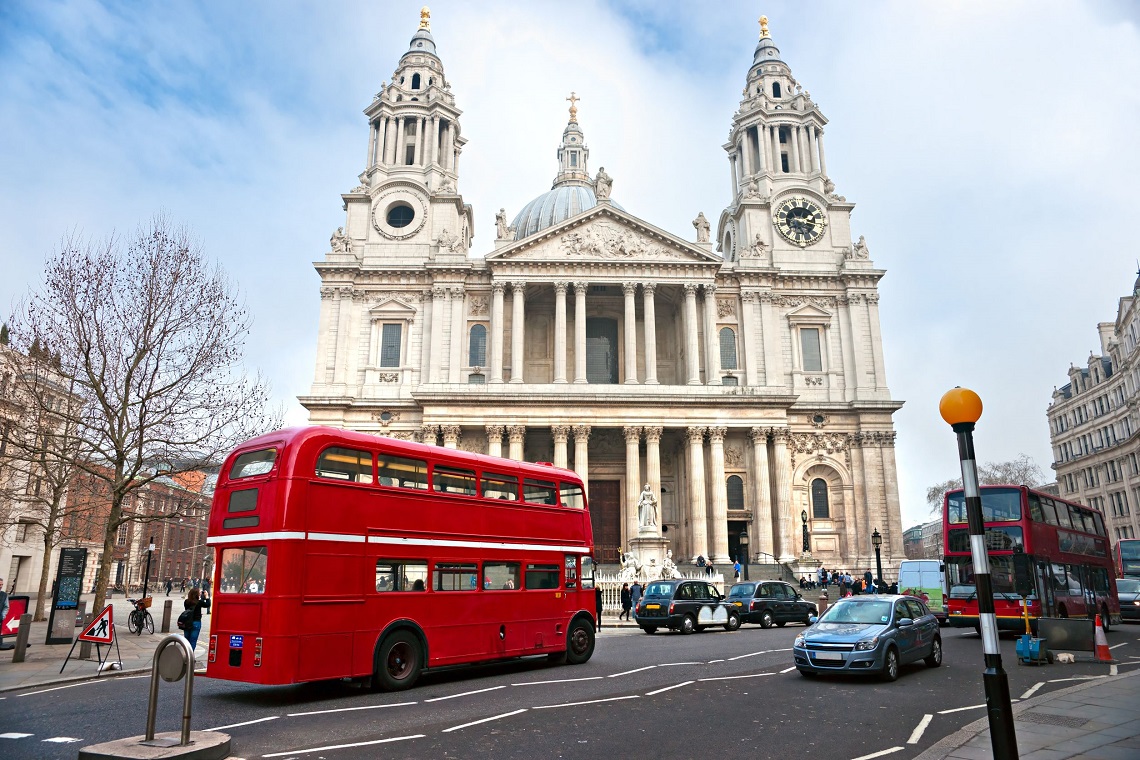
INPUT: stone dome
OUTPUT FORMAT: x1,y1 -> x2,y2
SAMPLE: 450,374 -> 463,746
511,185 -> 624,240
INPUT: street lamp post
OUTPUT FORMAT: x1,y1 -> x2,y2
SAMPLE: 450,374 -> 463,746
871,529 -> 884,592
801,509 -> 809,554
739,530 -> 750,581
142,536 -> 155,599
940,386 -> 1018,760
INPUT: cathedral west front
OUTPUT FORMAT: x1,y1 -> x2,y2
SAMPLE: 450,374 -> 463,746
300,10 -> 906,573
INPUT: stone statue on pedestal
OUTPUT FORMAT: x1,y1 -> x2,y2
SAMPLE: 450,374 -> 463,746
637,483 -> 658,529
660,549 -> 681,580
594,167 -> 612,200
618,549 -> 642,582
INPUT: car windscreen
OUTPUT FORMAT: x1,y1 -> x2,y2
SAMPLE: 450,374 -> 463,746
819,600 -> 892,625
1117,578 -> 1140,594
728,583 -> 755,598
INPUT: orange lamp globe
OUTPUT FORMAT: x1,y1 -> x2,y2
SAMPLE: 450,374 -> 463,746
939,387 -> 983,426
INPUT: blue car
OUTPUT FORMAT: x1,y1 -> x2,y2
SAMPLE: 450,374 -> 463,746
793,595 -> 942,681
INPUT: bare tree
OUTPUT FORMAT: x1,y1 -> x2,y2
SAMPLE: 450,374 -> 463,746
9,216 -> 280,617
926,453 -> 1046,513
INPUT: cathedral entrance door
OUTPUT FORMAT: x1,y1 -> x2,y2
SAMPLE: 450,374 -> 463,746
587,480 -> 621,562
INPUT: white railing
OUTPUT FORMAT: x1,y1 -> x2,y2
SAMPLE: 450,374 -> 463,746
593,571 -> 725,614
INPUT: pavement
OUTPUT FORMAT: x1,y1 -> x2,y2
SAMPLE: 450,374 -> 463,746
0,592 -> 210,693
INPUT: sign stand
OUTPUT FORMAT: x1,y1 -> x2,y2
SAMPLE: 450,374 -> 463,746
61,604 -> 121,674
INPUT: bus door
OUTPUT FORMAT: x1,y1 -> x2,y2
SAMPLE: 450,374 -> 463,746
1036,561 -> 1056,616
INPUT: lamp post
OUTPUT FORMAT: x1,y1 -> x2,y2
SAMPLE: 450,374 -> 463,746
142,536 -> 155,599
871,529 -> 884,592
940,386 -> 1017,760
801,509 -> 809,554
739,530 -> 750,581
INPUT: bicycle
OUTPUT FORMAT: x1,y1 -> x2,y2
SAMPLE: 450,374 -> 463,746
126,597 -> 154,635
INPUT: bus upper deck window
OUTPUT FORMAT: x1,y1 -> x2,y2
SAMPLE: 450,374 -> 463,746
524,478 -> 557,505
560,483 -> 585,509
230,448 -> 277,480
316,447 -> 373,483
482,473 -> 519,501
377,454 -> 428,489
432,466 -> 477,496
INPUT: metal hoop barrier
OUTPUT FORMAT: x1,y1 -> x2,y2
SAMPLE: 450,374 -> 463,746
145,634 -> 196,747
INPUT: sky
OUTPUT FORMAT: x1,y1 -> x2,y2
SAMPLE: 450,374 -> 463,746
2,0 -> 1139,532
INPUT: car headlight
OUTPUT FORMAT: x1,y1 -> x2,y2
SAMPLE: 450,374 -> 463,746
1133,600 -> 1139,606
794,635 -> 806,648
853,636 -> 880,651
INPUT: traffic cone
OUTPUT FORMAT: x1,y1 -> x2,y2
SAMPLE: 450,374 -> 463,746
1094,614 -> 1113,663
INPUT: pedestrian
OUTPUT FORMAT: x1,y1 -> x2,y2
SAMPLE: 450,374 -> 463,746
619,583 -> 632,621
864,568 -> 873,592
706,561 -> 715,577
839,573 -> 848,596
696,554 -> 707,572
165,578 -> 173,596
180,578 -> 186,593
630,580 -> 643,616
0,577 -> 11,651
594,585 -> 603,630
182,587 -> 210,657
733,560 -> 742,582
817,566 -> 826,587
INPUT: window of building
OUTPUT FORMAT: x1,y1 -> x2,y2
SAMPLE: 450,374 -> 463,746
116,522 -> 129,546
469,324 -> 487,366
316,447 -> 373,483
411,73 -> 421,89
772,82 -> 781,98
570,152 -> 578,167
781,153 -> 789,173
726,475 -> 744,510
811,478 -> 829,518
800,328 -> 823,372
720,327 -> 738,370
586,318 -> 619,384
722,375 -> 738,386
380,323 -> 402,367
467,373 -> 486,384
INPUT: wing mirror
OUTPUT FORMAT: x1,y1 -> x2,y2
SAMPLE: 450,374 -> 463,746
897,618 -> 914,628
808,615 -> 818,625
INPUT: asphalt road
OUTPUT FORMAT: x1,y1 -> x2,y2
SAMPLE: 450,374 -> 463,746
2,623 -> 1137,760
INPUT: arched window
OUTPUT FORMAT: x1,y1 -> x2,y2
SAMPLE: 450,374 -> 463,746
468,324 -> 487,366
811,478 -> 829,519
720,327 -> 738,370
411,73 -> 421,89
772,82 -> 782,98
726,475 -> 744,510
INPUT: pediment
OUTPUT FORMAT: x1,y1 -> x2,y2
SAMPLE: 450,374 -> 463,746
487,204 -> 722,265
368,297 -> 417,318
785,303 -> 833,321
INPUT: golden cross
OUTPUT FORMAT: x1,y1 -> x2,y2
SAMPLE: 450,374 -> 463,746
759,15 -> 770,39
566,91 -> 579,122
419,6 -> 431,30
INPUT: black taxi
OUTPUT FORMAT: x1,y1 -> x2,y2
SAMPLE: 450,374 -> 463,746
635,579 -> 741,634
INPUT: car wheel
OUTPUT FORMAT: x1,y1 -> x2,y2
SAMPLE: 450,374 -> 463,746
680,615 -> 696,635
880,647 -> 900,682
801,616 -> 812,626
724,614 -> 741,632
373,630 -> 422,691
775,620 -> 787,627
760,610 -> 775,629
925,636 -> 942,668
643,626 -> 657,635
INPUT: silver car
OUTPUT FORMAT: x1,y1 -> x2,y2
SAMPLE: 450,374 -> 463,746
793,595 -> 942,681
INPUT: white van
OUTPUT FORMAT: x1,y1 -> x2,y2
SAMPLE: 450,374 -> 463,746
898,559 -> 947,624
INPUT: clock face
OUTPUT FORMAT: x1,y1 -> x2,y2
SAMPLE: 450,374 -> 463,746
774,197 -> 827,247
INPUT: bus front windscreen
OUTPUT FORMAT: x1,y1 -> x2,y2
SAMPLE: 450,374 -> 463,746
947,487 -> 1022,524
1120,539 -> 1140,576
946,556 -> 1017,598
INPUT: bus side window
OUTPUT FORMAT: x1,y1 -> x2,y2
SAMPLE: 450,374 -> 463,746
432,465 -> 478,496
484,562 -> 520,589
1091,567 -> 1109,594
560,483 -> 585,509
524,478 -> 557,505
377,454 -> 428,489
434,563 -> 478,591
564,555 -> 578,588
1040,497 -> 1058,525
316,447 -> 374,483
482,472 -> 519,501
1092,512 -> 1106,537
1049,564 -> 1067,592
1028,494 -> 1044,521
1065,564 -> 1083,596
376,560 -> 428,591
524,563 -> 560,590
1055,503 -> 1073,529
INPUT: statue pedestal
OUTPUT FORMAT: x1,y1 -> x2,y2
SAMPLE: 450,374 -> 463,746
793,553 -> 822,579
630,532 -> 670,581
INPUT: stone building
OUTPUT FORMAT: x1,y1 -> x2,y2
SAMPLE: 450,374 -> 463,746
300,11 -> 905,571
1048,273 -> 1140,547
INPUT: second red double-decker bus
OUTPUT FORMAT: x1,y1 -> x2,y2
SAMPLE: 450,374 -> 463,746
944,485 -> 1121,632
203,427 -> 597,690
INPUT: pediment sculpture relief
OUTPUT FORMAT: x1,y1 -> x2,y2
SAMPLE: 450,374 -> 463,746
557,222 -> 688,260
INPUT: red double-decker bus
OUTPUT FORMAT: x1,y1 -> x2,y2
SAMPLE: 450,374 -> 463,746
1116,538 -> 1140,578
944,485 -> 1121,632
203,427 -> 597,690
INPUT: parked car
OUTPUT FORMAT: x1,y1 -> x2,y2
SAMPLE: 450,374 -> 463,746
1118,578 -> 1140,622
726,581 -> 816,628
793,594 -> 941,681
636,579 -> 741,635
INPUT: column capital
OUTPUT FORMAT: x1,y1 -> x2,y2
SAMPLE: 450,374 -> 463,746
622,425 -> 642,443
507,425 -> 526,442
642,282 -> 656,297
449,285 -> 465,298
708,426 -> 728,443
770,427 -> 792,444
622,282 -> 637,297
432,286 -> 448,300
683,283 -> 699,297
741,290 -> 759,304
749,426 -> 770,445
703,283 -> 717,295
554,281 -> 569,295
551,424 -> 570,441
574,281 -> 589,295
572,424 -> 592,441
511,281 -> 526,296
485,424 -> 504,439
686,426 -> 707,444
492,281 -> 507,295
643,426 -> 663,443
421,424 -> 439,443
441,424 -> 461,441
758,291 -> 776,303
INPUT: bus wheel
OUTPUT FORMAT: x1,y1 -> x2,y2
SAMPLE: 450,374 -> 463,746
373,631 -> 422,691
1101,605 -> 1111,633
564,618 -> 595,665
1057,606 -> 1068,619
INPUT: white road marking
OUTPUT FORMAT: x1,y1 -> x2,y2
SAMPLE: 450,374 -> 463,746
850,747 -> 904,760
262,734 -> 424,757
43,737 -> 81,743
512,676 -> 604,686
0,733 -> 33,739
287,701 -> 416,717
658,661 -> 703,666
727,648 -> 791,661
205,716 -> 280,731
645,681 -> 693,696
707,658 -> 725,663
442,709 -> 527,733
698,672 -> 776,682
938,704 -> 986,714
1020,682 -> 1044,700
1109,642 -> 1129,650
608,665 -> 657,678
1048,676 -> 1107,683
425,685 -> 507,702
1110,663 -> 1118,676
907,714 -> 933,745
17,681 -> 97,697
780,666 -> 797,674
532,695 -> 640,709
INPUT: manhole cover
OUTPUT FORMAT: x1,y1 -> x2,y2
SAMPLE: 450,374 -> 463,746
1019,712 -> 1089,728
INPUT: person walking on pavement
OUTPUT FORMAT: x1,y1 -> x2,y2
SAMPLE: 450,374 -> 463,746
0,578 -> 11,651
864,568 -> 874,593
619,583 -> 632,621
594,585 -> 603,630
182,587 -> 210,656
165,578 -> 173,596
733,560 -> 742,582
630,580 -> 643,618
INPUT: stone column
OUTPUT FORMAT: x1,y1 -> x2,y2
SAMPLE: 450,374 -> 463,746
683,283 -> 701,385
867,294 -> 888,391
552,425 -> 570,469
428,286 -> 446,383
414,117 -> 425,165
798,125 -> 810,174
486,425 -> 504,458
313,288 -> 334,384
809,126 -> 820,174
740,291 -> 759,386
490,282 -> 506,383
574,282 -> 588,383
429,115 -> 439,165
441,425 -> 461,450
393,117 -> 405,165
421,425 -> 438,447
642,284 -> 658,384
686,427 -> 708,560
759,292 -> 784,387
449,286 -> 465,382
343,291 -> 363,388
789,126 -> 801,173
848,434 -> 868,561
708,426 -> 730,563
749,427 -> 774,560
837,295 -> 858,401
741,130 -> 753,176
367,121 -> 377,168
624,426 -> 642,545
703,284 -> 720,385
510,281 -> 526,383
881,432 -> 905,561
508,425 -> 526,461
554,282 -> 568,383
331,288 -> 351,385
772,429 -> 794,562
623,282 -> 638,383
645,426 -> 663,514
756,125 -> 768,172
729,153 -> 739,198
771,126 -> 782,174
573,426 -> 591,497
444,122 -> 453,170
862,433 -> 885,565
817,129 -> 827,176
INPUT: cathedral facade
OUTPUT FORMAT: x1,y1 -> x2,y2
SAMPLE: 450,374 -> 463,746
300,11 -> 905,572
